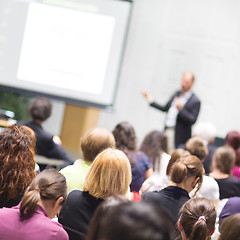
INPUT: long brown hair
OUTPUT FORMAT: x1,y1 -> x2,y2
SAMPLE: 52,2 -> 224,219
179,198 -> 216,240
0,125 -> 36,203
140,130 -> 168,172
112,122 -> 137,166
20,168 -> 67,219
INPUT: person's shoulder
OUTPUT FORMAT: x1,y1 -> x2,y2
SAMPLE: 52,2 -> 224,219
191,92 -> 201,102
142,190 -> 161,201
52,222 -> 69,240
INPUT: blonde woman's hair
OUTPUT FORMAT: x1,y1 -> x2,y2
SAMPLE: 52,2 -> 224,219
83,148 -> 132,199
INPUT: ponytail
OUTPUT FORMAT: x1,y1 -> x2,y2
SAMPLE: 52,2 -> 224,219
190,216 -> 208,240
20,169 -> 67,220
170,161 -> 187,183
179,198 -> 216,240
170,155 -> 204,195
20,188 -> 41,219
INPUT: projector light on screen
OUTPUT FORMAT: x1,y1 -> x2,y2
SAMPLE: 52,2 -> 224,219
0,0 -> 132,108
17,2 -> 115,95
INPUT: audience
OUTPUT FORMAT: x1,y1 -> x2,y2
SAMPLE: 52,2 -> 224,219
60,128 -> 115,192
26,97 -> 74,169
142,155 -> 204,223
94,201 -> 174,240
0,125 -> 36,208
218,213 -> 240,240
192,122 -> 217,174
140,130 -> 170,175
112,122 -> 152,192
232,148 -> 240,178
225,131 -> 240,151
219,197 -> 240,228
185,136 -> 220,208
86,195 -> 129,240
178,198 -> 216,240
58,148 -> 132,240
0,169 -> 68,240
140,149 -> 190,194
209,146 -> 240,199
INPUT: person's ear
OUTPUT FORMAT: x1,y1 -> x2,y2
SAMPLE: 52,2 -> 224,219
192,177 -> 200,188
178,221 -> 183,232
209,228 -> 215,237
54,196 -> 64,208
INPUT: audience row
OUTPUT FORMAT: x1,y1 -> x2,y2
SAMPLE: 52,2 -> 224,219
0,121 -> 240,240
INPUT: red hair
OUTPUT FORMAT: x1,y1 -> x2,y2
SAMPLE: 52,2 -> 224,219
0,125 -> 36,203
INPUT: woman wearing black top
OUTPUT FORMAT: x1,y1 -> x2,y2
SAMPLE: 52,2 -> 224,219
142,155 -> 204,223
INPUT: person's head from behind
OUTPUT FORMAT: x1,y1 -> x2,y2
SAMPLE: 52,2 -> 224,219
225,131 -> 240,150
193,122 -> 216,144
83,148 -> 132,199
112,122 -> 136,151
20,168 -> 67,219
185,136 -> 209,161
97,201 -> 174,240
219,213 -> 240,240
178,198 -> 216,240
87,195 -> 129,240
181,72 -> 195,93
212,146 -> 235,174
170,155 -> 204,194
140,130 -> 168,171
0,124 -> 36,203
80,128 -> 115,162
29,97 -> 52,122
166,149 -> 190,176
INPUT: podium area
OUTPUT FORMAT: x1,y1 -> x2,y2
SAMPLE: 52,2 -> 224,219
60,104 -> 100,152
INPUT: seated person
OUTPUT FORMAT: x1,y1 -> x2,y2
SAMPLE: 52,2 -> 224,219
210,146 -> 240,199
0,169 -> 68,240
0,125 -> 36,208
192,122 -> 217,174
58,148 -> 132,240
219,197 -> 240,228
112,122 -> 153,192
178,198 -> 216,240
60,128 -> 115,192
26,97 -> 74,169
89,201 -> 174,240
218,213 -> 240,240
185,136 -> 220,208
140,130 -> 170,176
142,155 -> 204,224
140,149 -> 190,194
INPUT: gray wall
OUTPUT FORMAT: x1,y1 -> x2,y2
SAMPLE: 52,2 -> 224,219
48,0 -> 240,146
98,0 -> 240,144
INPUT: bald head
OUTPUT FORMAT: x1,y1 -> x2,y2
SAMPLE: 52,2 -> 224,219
181,72 -> 195,93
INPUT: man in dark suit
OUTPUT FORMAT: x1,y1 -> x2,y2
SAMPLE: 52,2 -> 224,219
142,72 -> 200,151
26,97 -> 74,169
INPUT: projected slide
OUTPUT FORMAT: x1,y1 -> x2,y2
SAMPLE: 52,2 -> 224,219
0,0 -> 132,107
18,3 -> 115,95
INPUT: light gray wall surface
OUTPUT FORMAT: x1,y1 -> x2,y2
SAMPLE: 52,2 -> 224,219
47,0 -> 240,145
98,0 -> 240,144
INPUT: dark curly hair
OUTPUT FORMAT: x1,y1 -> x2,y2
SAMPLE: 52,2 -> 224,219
29,97 -> 52,121
140,130 -> 168,171
0,125 -> 36,206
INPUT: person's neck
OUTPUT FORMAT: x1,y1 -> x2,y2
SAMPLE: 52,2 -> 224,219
169,181 -> 192,193
33,119 -> 43,125
209,169 -> 230,179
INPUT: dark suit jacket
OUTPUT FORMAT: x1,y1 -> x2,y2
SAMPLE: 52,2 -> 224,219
150,91 -> 200,147
26,121 -> 74,165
